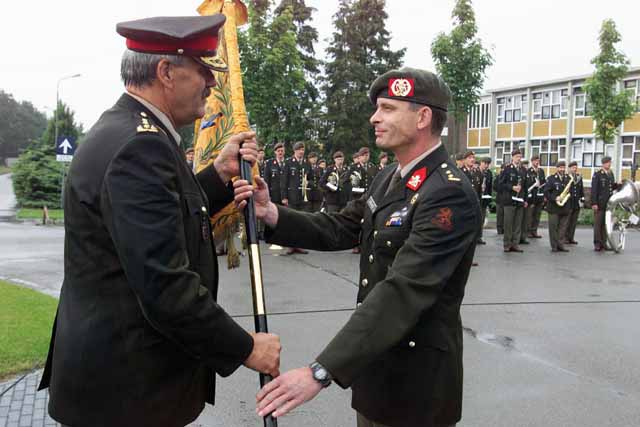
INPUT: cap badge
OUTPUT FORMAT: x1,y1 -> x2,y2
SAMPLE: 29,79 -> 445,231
388,78 -> 415,97
406,167 -> 427,191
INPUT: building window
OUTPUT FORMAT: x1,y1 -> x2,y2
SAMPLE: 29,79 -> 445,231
573,138 -> 614,168
573,87 -> 591,117
624,79 -> 640,112
468,103 -> 491,129
621,135 -> 640,169
533,89 -> 568,120
496,95 -> 526,123
494,140 -> 525,166
530,138 -> 567,166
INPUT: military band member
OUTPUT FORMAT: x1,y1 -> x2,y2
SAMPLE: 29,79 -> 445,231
235,66 -> 478,427
264,142 -> 287,205
498,149 -> 526,252
38,15 -> 282,427
526,155 -> 546,238
455,152 -> 464,169
545,161 -> 571,252
479,157 -> 493,244
496,162 -> 506,235
378,152 -> 389,170
185,146 -> 195,170
257,146 -> 266,178
318,158 -> 327,170
565,161 -> 584,245
283,141 -> 311,254
461,151 -> 484,244
320,151 -> 349,212
358,147 -> 379,193
519,159 -> 531,245
307,152 -> 324,212
591,156 -> 618,251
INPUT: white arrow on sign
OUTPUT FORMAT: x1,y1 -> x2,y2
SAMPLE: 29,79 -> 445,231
59,138 -> 73,155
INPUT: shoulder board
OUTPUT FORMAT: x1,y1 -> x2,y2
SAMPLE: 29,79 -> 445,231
136,111 -> 159,134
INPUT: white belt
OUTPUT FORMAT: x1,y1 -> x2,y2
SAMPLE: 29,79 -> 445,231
326,183 -> 338,192
512,196 -> 525,203
482,195 -> 492,199
353,187 -> 365,193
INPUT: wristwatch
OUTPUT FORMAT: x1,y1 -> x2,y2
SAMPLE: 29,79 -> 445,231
309,361 -> 332,388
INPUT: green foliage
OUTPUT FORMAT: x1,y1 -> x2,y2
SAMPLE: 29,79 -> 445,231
0,280 -> 58,379
12,102 -> 82,208
0,90 -> 47,161
322,0 -> 405,157
431,0 -> 492,150
239,1 -> 317,148
16,208 -> 64,221
177,125 -> 195,149
584,19 -> 635,145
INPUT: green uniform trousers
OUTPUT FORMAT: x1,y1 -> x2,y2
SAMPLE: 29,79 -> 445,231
548,212 -> 570,250
527,202 -> 544,235
496,203 -> 504,234
593,208 -> 607,247
566,208 -> 580,242
503,205 -> 524,249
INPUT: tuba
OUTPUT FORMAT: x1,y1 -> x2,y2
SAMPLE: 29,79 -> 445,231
556,174 -> 574,207
605,179 -> 640,253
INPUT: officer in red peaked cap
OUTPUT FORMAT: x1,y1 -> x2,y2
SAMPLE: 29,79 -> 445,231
38,15 -> 281,427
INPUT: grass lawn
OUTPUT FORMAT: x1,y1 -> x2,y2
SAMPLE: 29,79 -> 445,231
0,166 -> 11,175
0,280 -> 58,380
16,208 -> 64,221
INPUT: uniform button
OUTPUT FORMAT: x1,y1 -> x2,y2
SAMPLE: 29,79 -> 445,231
409,341 -> 416,348
373,231 -> 378,237
201,206 -> 207,213
386,241 -> 392,247
356,302 -> 362,307
368,255 -> 374,263
361,278 -> 368,287
360,218 -> 364,224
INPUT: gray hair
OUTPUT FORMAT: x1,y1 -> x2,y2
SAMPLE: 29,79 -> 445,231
120,50 -> 186,88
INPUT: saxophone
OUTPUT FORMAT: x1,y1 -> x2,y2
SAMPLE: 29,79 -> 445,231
556,174 -> 574,207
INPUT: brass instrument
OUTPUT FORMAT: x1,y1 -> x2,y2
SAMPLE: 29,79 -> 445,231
302,170 -> 309,202
327,171 -> 339,192
556,174 -> 574,207
606,179 -> 640,253
527,177 -> 540,196
351,171 -> 364,194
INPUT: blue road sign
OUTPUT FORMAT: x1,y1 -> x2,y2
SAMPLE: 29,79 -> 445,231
56,136 -> 77,162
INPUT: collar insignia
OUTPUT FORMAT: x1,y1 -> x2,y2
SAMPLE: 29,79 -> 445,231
406,167 -> 427,191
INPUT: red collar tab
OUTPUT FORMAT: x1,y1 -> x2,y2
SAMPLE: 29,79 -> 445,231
406,167 -> 427,191
388,78 -> 415,98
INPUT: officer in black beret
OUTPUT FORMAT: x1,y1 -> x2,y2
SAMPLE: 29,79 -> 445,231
264,141 -> 287,205
591,156 -> 619,251
498,149 -> 527,252
565,160 -> 584,244
235,67 -> 479,427
545,160 -> 572,252
38,16 -> 281,427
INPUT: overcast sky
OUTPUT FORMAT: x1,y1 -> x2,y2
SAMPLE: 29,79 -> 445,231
2,0 -> 639,129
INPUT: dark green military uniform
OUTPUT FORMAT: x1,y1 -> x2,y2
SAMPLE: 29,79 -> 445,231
498,161 -> 526,250
461,164 -> 484,243
266,145 -> 480,426
525,163 -> 546,238
591,166 -> 618,249
519,162 -> 530,244
495,163 -> 506,234
544,170 -> 572,251
480,165 -> 493,239
264,157 -> 286,204
566,166 -> 584,244
308,163 -> 324,212
283,155 -> 311,210
320,164 -> 349,212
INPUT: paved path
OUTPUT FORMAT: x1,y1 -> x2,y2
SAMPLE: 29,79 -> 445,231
1,225 -> 639,426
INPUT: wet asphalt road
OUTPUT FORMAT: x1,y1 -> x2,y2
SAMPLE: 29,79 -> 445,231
1,218 -> 639,426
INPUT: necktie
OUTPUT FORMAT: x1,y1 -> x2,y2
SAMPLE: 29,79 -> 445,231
385,169 -> 402,196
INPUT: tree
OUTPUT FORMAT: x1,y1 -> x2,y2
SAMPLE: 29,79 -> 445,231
323,0 -> 405,156
0,90 -> 47,162
12,102 -> 83,208
431,0 -> 492,155
584,19 -> 635,145
239,1 -> 316,148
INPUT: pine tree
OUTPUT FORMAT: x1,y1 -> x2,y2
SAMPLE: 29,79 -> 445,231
323,0 -> 405,157
431,0 -> 492,154
584,19 -> 635,145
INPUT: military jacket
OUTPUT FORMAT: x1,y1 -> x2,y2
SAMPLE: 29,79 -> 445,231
266,145 -> 481,426
39,94 -> 253,427
497,163 -> 526,206
590,169 -> 618,209
283,156 -> 311,206
568,173 -> 585,210
480,168 -> 493,207
309,165 -> 324,202
461,166 -> 483,200
320,165 -> 349,207
258,160 -> 265,178
544,172 -> 572,215
526,166 -> 546,204
264,158 -> 286,203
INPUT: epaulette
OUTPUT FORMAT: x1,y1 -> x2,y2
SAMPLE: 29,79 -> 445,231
136,111 -> 159,133
441,163 -> 461,182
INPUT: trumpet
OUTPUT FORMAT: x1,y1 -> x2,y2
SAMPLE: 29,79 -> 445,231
556,174 -> 574,207
302,171 -> 309,202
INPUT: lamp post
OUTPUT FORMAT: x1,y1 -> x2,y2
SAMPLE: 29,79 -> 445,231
54,73 -> 81,209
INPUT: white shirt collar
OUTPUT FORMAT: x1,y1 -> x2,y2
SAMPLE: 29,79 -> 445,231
126,92 -> 182,146
398,141 -> 442,178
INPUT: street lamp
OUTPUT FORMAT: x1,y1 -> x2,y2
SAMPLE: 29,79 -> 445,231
54,73 -> 81,210
54,73 -> 81,148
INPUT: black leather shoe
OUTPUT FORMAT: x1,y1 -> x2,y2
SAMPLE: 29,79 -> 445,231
477,239 -> 486,245
519,240 -> 530,245
558,247 -> 570,252
510,246 -> 524,253
567,240 -> 578,245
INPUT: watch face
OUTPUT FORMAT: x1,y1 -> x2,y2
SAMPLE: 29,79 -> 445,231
315,367 -> 327,380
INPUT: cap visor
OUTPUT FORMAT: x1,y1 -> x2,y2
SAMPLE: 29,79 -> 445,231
195,55 -> 228,72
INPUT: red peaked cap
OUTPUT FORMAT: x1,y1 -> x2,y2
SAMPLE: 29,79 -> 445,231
116,15 -> 227,70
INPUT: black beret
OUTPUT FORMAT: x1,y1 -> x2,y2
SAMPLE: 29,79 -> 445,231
531,155 -> 540,161
293,142 -> 305,150
117,15 -> 228,71
602,156 -> 612,164
185,147 -> 194,154
568,161 -> 578,167
318,159 -> 326,165
307,152 -> 318,158
379,152 -> 388,160
358,147 -> 370,155
511,149 -> 522,156
556,160 -> 566,167
333,151 -> 344,159
455,153 -> 464,161
274,142 -> 284,150
464,150 -> 475,159
480,157 -> 492,164
369,67 -> 451,112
